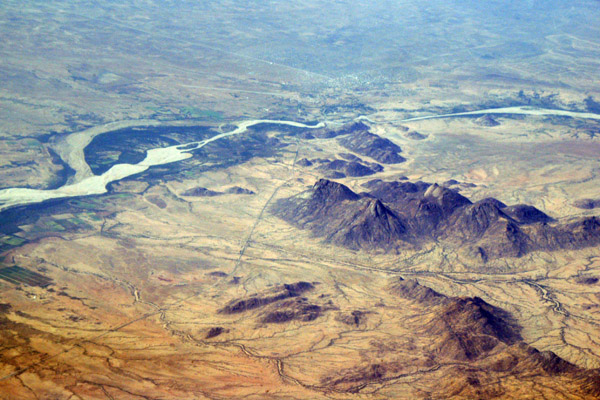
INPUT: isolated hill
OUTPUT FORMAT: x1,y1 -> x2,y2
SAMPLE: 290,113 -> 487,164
338,129 -> 406,164
573,198 -> 600,209
475,114 -> 501,127
317,159 -> 382,178
182,186 -> 255,197
306,121 -> 406,164
217,281 -> 333,325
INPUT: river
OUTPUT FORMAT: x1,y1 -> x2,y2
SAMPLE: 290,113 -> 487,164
399,106 -> 600,122
1,106 -> 599,212
0,120 -> 324,211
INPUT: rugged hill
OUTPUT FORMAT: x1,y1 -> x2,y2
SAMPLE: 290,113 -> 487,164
317,159 -> 382,178
574,198 -> 600,210
308,121 -> 371,139
388,277 -> 447,305
390,278 -> 522,348
319,278 -> 600,397
182,186 -> 255,196
273,178 -> 600,259
503,204 -> 553,224
217,281 -> 334,325
306,121 -> 406,164
276,179 -> 407,250
337,129 -> 406,164
475,114 -> 501,127
528,216 -> 600,251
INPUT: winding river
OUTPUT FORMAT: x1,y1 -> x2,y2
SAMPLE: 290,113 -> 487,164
1,106 -> 599,212
399,105 -> 600,122
0,120 -> 324,211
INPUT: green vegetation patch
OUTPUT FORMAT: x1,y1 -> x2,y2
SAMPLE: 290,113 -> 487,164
1,236 -> 25,246
108,193 -> 132,200
70,198 -> 104,210
60,217 -> 91,231
54,219 -> 77,231
0,235 -> 27,253
41,219 -> 66,232
86,213 -> 104,221
68,216 -> 88,225
180,107 -> 223,121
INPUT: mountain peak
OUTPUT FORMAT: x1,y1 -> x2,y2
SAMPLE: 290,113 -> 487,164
312,179 -> 360,203
424,183 -> 472,214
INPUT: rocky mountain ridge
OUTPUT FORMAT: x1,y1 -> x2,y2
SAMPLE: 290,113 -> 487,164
274,178 -> 600,259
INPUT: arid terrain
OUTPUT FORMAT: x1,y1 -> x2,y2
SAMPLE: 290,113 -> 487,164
1,1 -> 600,399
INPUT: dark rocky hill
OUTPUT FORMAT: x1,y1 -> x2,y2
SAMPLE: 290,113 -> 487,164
388,277 -> 447,305
225,186 -> 255,195
325,198 -> 407,250
573,198 -> 600,210
404,130 -> 428,140
309,121 -> 371,139
275,179 -> 407,250
321,278 -> 600,396
273,178 -> 600,259
529,216 -> 600,251
503,204 -> 552,224
317,159 -> 382,178
219,281 -> 315,314
182,186 -> 255,196
313,121 -> 405,164
392,280 -> 600,396
338,129 -> 406,164
475,114 -> 501,127
217,281 -> 335,325
181,187 -> 223,197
